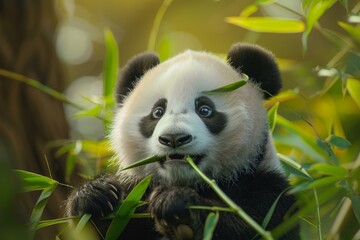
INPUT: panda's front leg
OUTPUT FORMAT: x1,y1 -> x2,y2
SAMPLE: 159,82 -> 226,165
149,186 -> 208,240
65,174 -> 123,218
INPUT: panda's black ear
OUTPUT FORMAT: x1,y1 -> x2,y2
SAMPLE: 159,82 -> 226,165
116,52 -> 160,103
227,43 -> 281,99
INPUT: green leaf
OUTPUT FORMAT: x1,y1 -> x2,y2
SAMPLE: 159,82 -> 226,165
105,175 -> 152,240
14,170 -> 58,192
28,186 -> 56,239
351,195 -> 360,224
338,21 -> 360,45
262,190 -> 287,229
267,102 -> 279,133
202,76 -> 248,94
240,4 -> 258,17
74,214 -> 92,235
307,176 -> 344,189
121,155 -> 162,171
203,212 -> 219,240
65,153 -> 77,183
317,138 -> 339,165
36,217 -> 72,230
278,153 -> 312,180
302,0 -> 337,52
72,105 -> 102,118
310,163 -> 348,177
347,78 -> 360,110
327,135 -> 351,149
103,29 -> 119,97
226,16 -> 305,33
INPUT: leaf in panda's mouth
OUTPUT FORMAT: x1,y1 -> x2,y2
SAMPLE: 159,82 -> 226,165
164,154 -> 205,163
121,155 -> 162,171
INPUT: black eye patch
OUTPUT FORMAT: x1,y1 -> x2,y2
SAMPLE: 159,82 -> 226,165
195,96 -> 227,135
139,98 -> 167,138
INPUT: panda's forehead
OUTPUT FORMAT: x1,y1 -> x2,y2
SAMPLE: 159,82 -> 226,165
145,51 -> 239,103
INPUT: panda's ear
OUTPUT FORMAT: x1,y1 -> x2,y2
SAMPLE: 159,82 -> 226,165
227,43 -> 281,99
116,52 -> 160,103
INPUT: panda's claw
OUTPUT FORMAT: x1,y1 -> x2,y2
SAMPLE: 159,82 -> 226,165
65,174 -> 123,218
107,201 -> 114,211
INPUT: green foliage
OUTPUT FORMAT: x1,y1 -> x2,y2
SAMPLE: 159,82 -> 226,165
2,0 -> 360,239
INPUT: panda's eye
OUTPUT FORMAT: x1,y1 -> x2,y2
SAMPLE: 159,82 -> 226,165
197,105 -> 213,118
152,106 -> 165,119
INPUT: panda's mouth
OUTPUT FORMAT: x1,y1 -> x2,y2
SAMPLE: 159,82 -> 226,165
160,154 -> 205,164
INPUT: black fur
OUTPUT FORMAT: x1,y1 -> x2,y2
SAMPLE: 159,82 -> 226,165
116,52 -> 160,103
139,98 -> 167,138
66,172 -> 299,239
66,174 -> 123,218
195,96 -> 228,135
227,43 -> 282,99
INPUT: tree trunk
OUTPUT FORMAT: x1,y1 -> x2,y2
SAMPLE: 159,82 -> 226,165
0,1 -> 69,238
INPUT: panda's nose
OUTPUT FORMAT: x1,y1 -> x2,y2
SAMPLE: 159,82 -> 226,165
158,134 -> 192,148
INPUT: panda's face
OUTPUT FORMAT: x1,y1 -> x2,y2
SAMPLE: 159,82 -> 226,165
111,49 -> 275,186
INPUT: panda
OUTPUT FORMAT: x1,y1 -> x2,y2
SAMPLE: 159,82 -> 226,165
66,43 -> 300,240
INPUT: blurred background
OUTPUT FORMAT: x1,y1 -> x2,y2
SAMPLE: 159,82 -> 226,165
0,0 -> 359,239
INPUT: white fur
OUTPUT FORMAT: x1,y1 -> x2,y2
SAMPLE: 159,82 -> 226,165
110,50 -> 282,186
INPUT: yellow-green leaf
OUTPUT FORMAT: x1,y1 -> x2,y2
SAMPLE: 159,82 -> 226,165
121,155 -> 162,171
240,4 -> 258,17
105,175 -> 151,240
347,78 -> 360,110
204,212 -> 219,240
226,17 -> 305,33
267,102 -> 279,133
15,170 -> 58,192
103,29 -> 119,97
202,75 -> 248,94
310,163 -> 348,177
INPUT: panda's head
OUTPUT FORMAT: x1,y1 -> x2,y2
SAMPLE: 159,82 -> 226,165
110,43 -> 282,186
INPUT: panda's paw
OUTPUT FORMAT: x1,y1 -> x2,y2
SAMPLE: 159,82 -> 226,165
65,174 -> 123,218
149,186 -> 202,239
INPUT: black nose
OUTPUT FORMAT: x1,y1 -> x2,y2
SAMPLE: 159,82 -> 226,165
158,134 -> 192,148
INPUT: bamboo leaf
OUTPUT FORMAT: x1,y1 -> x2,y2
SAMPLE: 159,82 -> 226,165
105,175 -> 152,240
202,76 -> 248,94
36,217 -> 72,230
226,16 -> 305,33
267,102 -> 279,133
338,21 -> 360,45
317,138 -> 339,165
103,29 -> 119,98
240,5 -> 258,17
327,135 -> 351,149
310,163 -> 348,177
347,78 -> 360,110
262,190 -> 287,229
203,212 -> 219,240
28,186 -> 56,239
302,0 -> 337,52
307,176 -> 344,189
14,170 -> 58,192
74,214 -> 92,235
351,195 -> 360,224
121,155 -> 162,171
278,153 -> 312,180
72,105 -> 102,118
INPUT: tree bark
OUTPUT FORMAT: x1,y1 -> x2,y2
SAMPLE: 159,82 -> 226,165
0,1 -> 69,238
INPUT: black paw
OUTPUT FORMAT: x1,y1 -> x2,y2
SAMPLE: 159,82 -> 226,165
149,186 -> 203,238
65,174 -> 123,218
